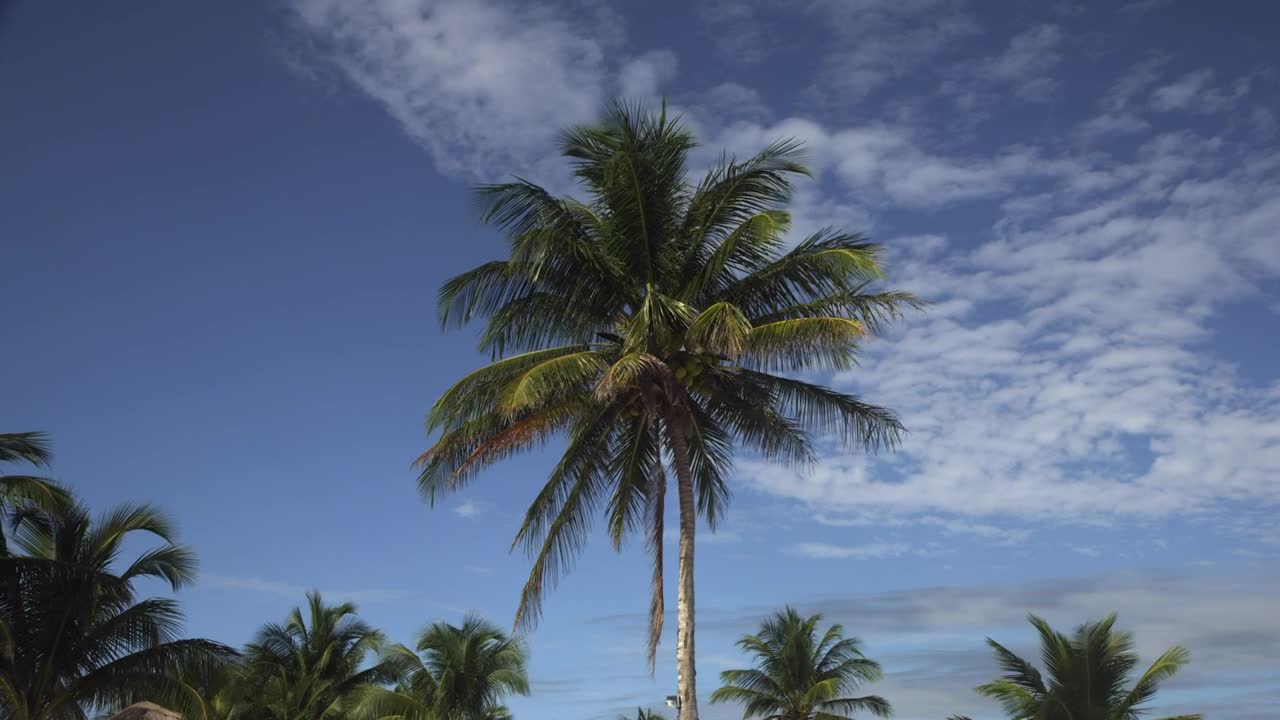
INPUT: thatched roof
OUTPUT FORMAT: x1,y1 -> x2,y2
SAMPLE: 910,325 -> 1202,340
109,702 -> 183,720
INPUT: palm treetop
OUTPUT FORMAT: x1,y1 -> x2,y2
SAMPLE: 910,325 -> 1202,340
247,590 -> 393,684
972,613 -> 1200,720
712,606 -> 890,720
357,615 -> 529,720
0,497 -> 234,720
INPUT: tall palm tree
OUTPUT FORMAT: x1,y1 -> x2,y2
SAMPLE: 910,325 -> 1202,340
963,614 -> 1200,720
710,607 -> 890,720
0,499 -> 234,720
418,101 -> 916,720
356,615 -> 529,720
0,431 -> 66,555
245,591 -> 398,720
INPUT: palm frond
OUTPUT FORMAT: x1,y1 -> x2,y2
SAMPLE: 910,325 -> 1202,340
0,432 -> 53,466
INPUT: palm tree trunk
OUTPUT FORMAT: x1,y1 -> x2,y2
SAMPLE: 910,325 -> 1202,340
663,407 -> 698,720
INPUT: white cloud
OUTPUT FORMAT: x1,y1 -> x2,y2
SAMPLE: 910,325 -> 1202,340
287,0 -> 612,178
1150,68 -> 1249,114
619,50 -> 678,100
714,120 -> 1064,208
697,0 -> 979,101
590,571 -> 1280,719
815,512 -> 1032,546
1150,69 -> 1215,111
1069,545 -> 1102,557
452,500 -> 482,518
789,541 -> 916,559
1076,54 -> 1168,140
805,572 -> 1280,720
945,24 -> 1065,104
725,70 -> 1280,528
203,573 -> 408,603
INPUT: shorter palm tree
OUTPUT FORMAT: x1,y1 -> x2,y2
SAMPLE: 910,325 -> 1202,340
0,499 -> 234,720
356,615 -> 529,720
969,613 -> 1200,720
244,592 -> 398,720
711,606 -> 890,720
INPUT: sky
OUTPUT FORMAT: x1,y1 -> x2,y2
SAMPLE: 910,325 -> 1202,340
2,1 -> 1278,719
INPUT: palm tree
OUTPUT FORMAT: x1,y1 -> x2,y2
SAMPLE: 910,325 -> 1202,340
968,614 -> 1200,720
418,101 -> 917,720
0,431 -> 66,555
711,607 -> 890,720
0,499 -> 235,720
245,591 -> 398,720
356,615 -> 529,720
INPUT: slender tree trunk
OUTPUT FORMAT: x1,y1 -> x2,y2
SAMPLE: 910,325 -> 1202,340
664,406 -> 698,720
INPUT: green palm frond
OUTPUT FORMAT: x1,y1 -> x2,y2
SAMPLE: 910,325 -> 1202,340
685,302 -> 753,358
976,614 -> 1199,720
742,316 -> 866,372
0,432 -> 53,466
512,403 -> 620,631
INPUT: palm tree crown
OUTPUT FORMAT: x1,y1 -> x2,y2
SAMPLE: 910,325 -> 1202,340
970,614 -> 1200,720
245,591 -> 398,720
0,499 -> 233,720
418,101 -> 916,719
711,607 -> 890,720
357,615 -> 529,720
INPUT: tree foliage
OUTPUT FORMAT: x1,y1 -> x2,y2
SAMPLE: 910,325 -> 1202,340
710,607 -> 890,720
238,592 -> 399,720
969,614 -> 1200,720
355,615 -> 529,720
419,101 -> 918,671
0,497 -> 234,720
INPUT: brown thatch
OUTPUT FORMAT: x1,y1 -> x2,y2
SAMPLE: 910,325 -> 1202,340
108,702 -> 183,720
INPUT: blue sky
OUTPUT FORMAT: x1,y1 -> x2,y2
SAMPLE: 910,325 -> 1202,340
2,1 -> 1278,719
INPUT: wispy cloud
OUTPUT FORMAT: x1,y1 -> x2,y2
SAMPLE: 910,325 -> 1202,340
591,571 -> 1280,720
943,24 -> 1066,108
452,500 -> 482,519
789,541 -> 933,559
696,0 -> 979,102
285,0 -> 616,179
203,573 -> 409,603
722,72 -> 1280,529
1068,545 -> 1102,557
1150,68 -> 1250,114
